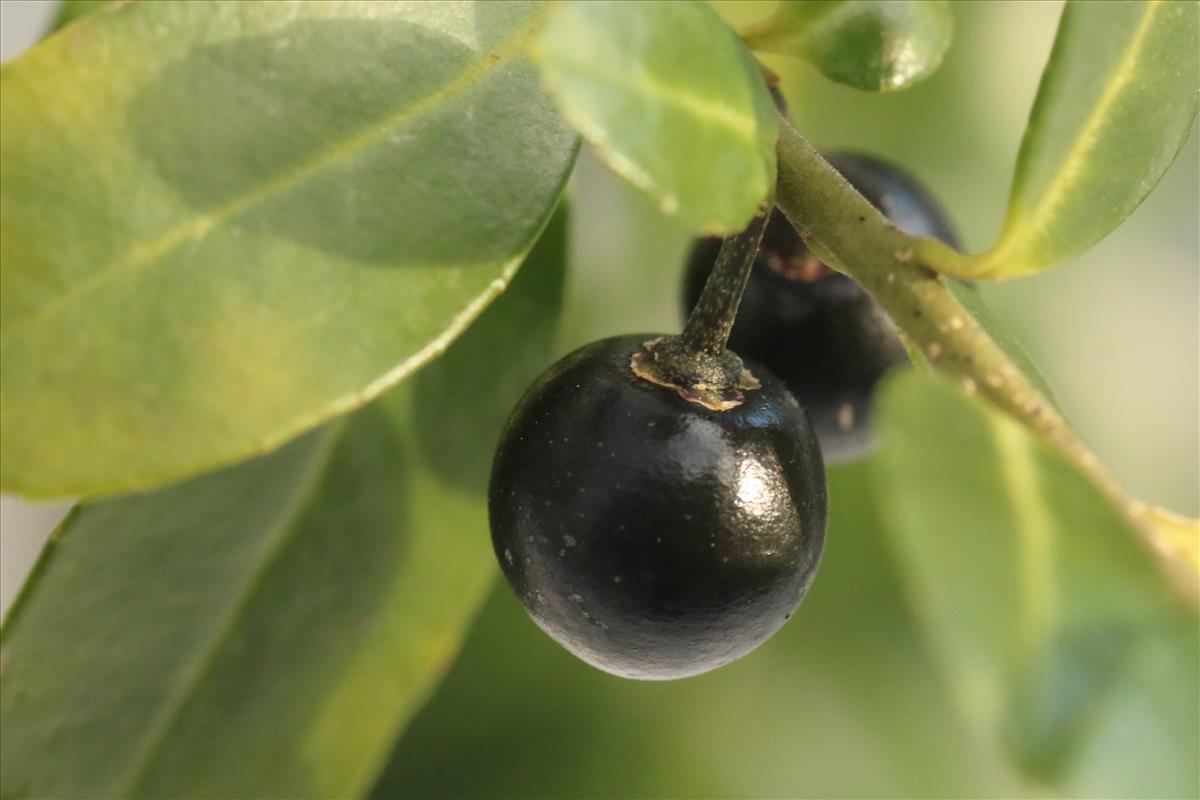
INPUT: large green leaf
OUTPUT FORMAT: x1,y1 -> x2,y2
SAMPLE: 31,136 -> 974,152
970,0 -> 1199,277
741,1 -> 953,92
534,0 -> 777,234
0,0 -> 577,499
0,201 -> 570,799
873,372 -> 1198,795
0,410 -> 487,799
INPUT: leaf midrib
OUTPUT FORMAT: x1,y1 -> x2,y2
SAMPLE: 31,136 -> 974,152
987,0 -> 1163,268
0,7 -> 547,341
989,415 -> 1056,661
112,424 -> 343,797
540,49 -> 761,146
537,47 -> 766,227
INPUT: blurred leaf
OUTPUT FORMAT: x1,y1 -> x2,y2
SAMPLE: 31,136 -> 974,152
375,464 -> 1027,799
741,1 -> 953,92
972,0 -> 1199,277
414,206 -> 569,491
0,407 -> 494,799
50,0 -> 111,31
535,0 -> 777,234
873,372 -> 1199,794
0,0 -> 577,499
0,207 -> 571,800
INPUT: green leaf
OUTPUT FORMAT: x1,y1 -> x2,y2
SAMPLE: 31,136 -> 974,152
0,209 -> 571,799
741,1 -> 953,92
873,372 -> 1199,794
0,0 -> 577,499
0,411 -> 489,799
534,0 -> 777,234
973,0 -> 1199,277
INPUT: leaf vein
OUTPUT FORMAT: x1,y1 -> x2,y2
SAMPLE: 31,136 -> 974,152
1,9 -> 546,340
114,424 -> 343,795
989,0 -> 1163,266
545,56 -> 759,146
990,415 -> 1057,658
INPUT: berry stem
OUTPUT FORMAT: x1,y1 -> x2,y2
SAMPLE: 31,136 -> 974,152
771,114 -> 1198,605
678,205 -> 771,358
630,206 -> 770,411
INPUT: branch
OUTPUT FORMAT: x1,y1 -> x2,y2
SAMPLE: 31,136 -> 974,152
772,116 -> 1199,606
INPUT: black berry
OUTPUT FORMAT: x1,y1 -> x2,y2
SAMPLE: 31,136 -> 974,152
682,153 -> 960,463
489,335 -> 827,680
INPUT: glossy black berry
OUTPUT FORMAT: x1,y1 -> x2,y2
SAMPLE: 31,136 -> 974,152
683,153 -> 960,463
489,335 -> 827,680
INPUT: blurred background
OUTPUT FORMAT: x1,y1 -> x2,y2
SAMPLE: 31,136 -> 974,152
2,1 -> 1197,796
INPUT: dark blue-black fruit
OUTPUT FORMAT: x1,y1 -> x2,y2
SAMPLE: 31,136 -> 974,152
489,335 -> 827,680
683,153 -> 960,463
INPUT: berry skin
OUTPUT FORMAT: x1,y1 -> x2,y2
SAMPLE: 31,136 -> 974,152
682,153 -> 960,463
489,335 -> 827,680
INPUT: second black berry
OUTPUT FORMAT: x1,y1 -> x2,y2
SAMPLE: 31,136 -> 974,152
682,153 -> 960,463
